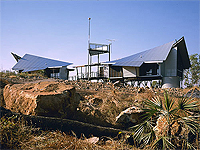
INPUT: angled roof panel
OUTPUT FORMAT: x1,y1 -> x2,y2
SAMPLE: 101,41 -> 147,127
12,54 -> 72,72
107,40 -> 175,67
173,37 -> 191,69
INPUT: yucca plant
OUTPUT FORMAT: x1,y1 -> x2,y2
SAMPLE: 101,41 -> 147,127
130,91 -> 200,149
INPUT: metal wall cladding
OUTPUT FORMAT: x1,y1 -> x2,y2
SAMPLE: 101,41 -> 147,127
12,54 -> 72,72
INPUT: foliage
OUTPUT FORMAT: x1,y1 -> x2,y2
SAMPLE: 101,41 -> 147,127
0,70 -> 16,77
0,115 -> 36,149
152,81 -> 158,88
0,69 -> 46,79
130,91 -> 200,149
184,53 -> 200,87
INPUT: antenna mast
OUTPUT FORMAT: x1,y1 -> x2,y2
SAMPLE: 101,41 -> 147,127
88,18 -> 91,80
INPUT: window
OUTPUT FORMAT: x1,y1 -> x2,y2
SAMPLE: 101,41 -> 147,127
139,63 -> 159,76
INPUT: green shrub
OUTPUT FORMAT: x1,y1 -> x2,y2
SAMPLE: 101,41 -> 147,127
130,91 -> 200,149
151,81 -> 157,88
0,70 -> 16,77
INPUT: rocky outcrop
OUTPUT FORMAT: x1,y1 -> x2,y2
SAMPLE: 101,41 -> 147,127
153,115 -> 168,138
186,87 -> 200,98
116,106 -> 144,127
3,80 -> 80,118
153,115 -> 192,140
0,78 -> 13,107
76,95 -> 112,126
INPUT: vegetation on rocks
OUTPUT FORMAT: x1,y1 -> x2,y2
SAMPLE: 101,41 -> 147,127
130,91 -> 200,149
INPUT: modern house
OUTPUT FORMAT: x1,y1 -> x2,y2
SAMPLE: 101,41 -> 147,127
11,53 -> 73,80
103,37 -> 190,88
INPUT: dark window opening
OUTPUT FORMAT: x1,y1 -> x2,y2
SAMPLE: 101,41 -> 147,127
99,67 -> 104,77
45,68 -> 60,78
109,66 -> 123,77
177,48 -> 184,79
139,63 -> 159,76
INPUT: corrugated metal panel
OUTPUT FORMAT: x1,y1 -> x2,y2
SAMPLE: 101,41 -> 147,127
113,61 -> 143,67
12,54 -> 72,72
107,40 -> 175,67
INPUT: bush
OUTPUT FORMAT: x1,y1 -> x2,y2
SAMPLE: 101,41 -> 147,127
130,91 -> 200,149
0,70 -> 16,78
0,115 -> 35,149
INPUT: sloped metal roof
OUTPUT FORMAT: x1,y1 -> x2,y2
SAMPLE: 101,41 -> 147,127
107,40 -> 175,67
12,54 -> 72,72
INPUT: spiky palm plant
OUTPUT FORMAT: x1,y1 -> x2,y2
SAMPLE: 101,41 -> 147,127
130,91 -> 199,149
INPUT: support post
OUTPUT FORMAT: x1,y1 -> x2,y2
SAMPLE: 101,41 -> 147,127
88,54 -> 90,80
81,67 -> 83,79
88,18 -> 91,80
109,44 -> 111,61
90,55 -> 92,78
76,67 -> 79,80
98,54 -> 100,77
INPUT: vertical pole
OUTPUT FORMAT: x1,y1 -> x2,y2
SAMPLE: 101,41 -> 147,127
98,54 -> 100,77
88,18 -> 91,80
76,67 -> 78,80
88,54 -> 90,79
85,66 -> 87,79
81,67 -> 82,79
109,44 -> 111,61
90,55 -> 92,78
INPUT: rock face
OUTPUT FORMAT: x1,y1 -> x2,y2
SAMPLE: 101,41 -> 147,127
138,87 -> 145,93
153,115 -> 168,138
3,80 -> 80,118
116,106 -> 144,127
186,87 -> 200,98
153,115 -> 186,139
0,78 -> 13,107
76,95 -> 111,126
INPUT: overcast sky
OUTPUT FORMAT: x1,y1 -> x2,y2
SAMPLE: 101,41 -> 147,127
0,0 -> 199,73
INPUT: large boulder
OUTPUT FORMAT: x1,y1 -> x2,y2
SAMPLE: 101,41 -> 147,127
76,95 -> 111,126
3,80 -> 80,118
116,106 -> 144,127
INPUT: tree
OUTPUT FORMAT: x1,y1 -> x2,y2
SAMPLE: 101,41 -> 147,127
184,53 -> 200,87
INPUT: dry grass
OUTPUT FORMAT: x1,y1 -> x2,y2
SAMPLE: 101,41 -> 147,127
1,115 -> 140,150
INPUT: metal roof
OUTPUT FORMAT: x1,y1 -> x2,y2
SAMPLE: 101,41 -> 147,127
106,40 -> 175,67
12,54 -> 72,72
